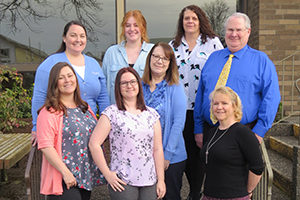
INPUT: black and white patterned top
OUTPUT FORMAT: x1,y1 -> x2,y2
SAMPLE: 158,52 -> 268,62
169,35 -> 223,110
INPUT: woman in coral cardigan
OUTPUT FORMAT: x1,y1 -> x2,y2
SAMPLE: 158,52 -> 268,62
36,62 -> 105,199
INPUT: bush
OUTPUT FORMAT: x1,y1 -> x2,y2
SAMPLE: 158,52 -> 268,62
0,66 -> 32,133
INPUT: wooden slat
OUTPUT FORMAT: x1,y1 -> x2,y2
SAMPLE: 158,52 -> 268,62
0,133 -> 31,169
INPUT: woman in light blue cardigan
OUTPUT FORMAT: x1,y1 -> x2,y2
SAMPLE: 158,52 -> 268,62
142,42 -> 187,200
31,21 -> 109,142
102,10 -> 153,104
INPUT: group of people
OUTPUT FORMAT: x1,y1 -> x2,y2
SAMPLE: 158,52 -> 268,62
31,4 -> 281,200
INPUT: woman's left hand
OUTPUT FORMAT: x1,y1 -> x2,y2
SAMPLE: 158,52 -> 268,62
248,191 -> 253,199
156,180 -> 166,199
31,131 -> 37,146
164,160 -> 170,171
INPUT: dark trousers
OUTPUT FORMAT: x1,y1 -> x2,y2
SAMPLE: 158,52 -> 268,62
47,181 -> 91,200
183,110 -> 205,200
163,160 -> 186,200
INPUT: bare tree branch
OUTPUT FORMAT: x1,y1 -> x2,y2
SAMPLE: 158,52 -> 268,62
60,0 -> 104,42
203,0 -> 230,44
0,0 -> 105,40
0,0 -> 51,32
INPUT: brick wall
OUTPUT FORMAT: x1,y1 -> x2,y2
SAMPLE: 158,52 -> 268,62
240,0 -> 300,116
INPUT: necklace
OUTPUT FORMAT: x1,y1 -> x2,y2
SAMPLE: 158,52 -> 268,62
205,127 -> 230,164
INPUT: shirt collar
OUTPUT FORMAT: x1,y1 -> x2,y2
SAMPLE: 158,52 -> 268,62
156,79 -> 167,88
181,34 -> 202,47
119,40 -> 149,52
225,44 -> 249,59
143,80 -> 167,90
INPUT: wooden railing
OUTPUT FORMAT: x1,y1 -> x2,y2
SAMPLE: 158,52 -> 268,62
24,146 -> 47,200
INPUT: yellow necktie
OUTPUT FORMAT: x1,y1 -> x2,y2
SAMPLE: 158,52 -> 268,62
210,54 -> 234,124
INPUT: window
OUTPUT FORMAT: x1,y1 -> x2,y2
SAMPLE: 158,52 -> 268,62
0,48 -> 10,63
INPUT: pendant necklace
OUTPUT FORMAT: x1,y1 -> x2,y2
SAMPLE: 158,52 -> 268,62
205,127 -> 230,164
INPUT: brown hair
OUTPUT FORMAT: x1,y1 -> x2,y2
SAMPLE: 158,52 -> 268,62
209,86 -> 243,122
172,5 -> 217,48
114,67 -> 147,111
56,20 -> 87,53
142,42 -> 179,85
120,10 -> 149,43
38,62 -> 88,115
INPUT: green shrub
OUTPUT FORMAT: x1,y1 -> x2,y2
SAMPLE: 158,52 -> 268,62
0,65 -> 32,133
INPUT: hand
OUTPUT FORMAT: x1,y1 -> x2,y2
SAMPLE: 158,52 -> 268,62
105,171 -> 127,192
255,134 -> 263,144
156,180 -> 166,199
194,134 -> 203,148
248,191 -> 253,199
31,131 -> 37,146
62,170 -> 77,189
164,160 -> 170,171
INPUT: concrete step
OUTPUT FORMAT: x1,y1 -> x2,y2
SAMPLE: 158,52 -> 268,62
267,148 -> 293,197
272,183 -> 290,200
268,135 -> 297,160
267,123 -> 295,137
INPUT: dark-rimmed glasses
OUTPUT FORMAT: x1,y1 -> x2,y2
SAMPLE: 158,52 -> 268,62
120,79 -> 138,88
151,54 -> 170,63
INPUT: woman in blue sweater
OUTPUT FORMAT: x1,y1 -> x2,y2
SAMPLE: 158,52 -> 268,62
31,21 -> 109,143
102,10 -> 153,104
142,42 -> 187,200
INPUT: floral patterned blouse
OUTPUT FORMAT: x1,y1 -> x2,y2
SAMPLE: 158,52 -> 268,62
102,104 -> 160,186
62,107 -> 105,191
169,35 -> 223,110
143,80 -> 167,137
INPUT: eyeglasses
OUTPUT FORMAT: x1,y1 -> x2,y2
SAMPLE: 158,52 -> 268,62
226,28 -> 248,34
120,79 -> 138,88
151,54 -> 170,63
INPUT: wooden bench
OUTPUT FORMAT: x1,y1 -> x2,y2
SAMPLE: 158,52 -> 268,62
0,133 -> 31,182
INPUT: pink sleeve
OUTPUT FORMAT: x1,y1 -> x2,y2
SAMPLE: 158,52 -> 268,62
37,108 -> 58,149
88,106 -> 97,120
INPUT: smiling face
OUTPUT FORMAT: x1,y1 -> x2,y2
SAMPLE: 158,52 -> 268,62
212,92 -> 236,123
63,24 -> 87,54
124,16 -> 142,43
183,9 -> 200,35
57,66 -> 77,96
150,46 -> 170,79
120,72 -> 139,100
225,16 -> 251,53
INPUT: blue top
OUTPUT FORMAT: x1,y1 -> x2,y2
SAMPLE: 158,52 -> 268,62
194,45 -> 281,137
143,80 -> 167,137
102,41 -> 154,104
31,52 -> 110,131
143,81 -> 187,164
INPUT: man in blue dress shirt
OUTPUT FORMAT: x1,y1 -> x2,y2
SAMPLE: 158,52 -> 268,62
194,12 -> 281,148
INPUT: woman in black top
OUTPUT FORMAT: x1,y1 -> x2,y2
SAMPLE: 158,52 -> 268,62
201,86 -> 264,200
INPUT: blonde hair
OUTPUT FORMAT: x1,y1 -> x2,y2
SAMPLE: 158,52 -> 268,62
209,86 -> 243,122
120,10 -> 149,43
